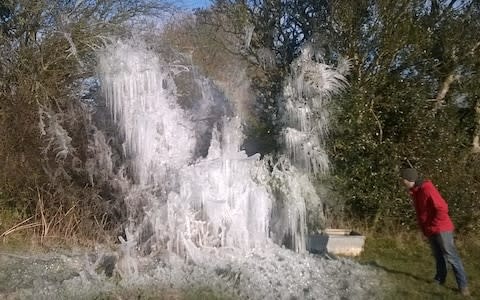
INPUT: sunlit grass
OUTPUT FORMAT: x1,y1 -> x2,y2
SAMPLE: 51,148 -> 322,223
355,232 -> 479,299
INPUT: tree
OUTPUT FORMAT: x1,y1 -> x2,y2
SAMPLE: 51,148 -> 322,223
160,0 -> 480,232
328,0 -> 480,232
0,0 -> 172,241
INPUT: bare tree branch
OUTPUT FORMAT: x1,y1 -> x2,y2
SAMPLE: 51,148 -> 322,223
432,72 -> 460,111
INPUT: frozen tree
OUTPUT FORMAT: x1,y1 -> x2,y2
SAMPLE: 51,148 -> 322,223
282,44 -> 349,176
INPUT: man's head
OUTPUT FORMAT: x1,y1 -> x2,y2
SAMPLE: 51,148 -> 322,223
400,168 -> 418,189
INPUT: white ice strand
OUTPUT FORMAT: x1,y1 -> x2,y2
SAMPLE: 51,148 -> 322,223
97,41 -> 277,259
282,44 -> 349,176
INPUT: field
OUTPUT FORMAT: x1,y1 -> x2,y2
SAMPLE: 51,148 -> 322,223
355,232 -> 479,299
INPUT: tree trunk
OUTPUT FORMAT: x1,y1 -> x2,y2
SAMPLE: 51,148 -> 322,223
473,100 -> 480,153
433,73 -> 459,112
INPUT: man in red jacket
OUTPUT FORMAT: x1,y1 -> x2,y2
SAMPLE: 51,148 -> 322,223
400,168 -> 470,296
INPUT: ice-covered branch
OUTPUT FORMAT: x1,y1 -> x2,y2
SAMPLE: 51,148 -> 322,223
282,44 -> 349,176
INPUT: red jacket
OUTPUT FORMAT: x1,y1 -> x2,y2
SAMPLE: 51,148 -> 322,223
409,180 -> 454,237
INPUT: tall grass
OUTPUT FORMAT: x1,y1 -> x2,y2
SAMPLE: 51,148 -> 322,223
0,184 -> 117,248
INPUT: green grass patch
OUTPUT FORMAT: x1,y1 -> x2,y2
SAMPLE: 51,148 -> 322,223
355,232 -> 479,299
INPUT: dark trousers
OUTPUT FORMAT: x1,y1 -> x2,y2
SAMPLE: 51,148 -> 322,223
428,231 -> 468,289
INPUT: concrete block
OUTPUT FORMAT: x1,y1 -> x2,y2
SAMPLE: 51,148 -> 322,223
307,229 -> 365,256
324,229 -> 365,256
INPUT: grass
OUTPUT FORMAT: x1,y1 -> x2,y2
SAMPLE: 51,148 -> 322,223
354,232 -> 479,299
2,214 -> 478,300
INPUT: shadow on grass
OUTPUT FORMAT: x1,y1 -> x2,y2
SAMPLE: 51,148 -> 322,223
363,260 -> 458,293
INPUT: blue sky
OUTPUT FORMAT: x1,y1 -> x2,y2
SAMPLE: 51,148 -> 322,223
180,0 -> 212,9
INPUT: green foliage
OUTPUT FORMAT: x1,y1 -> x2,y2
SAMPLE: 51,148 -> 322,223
328,0 -> 480,232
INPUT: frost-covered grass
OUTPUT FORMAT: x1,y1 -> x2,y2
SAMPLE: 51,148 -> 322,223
92,287 -> 231,299
0,241 -> 381,300
355,233 -> 479,299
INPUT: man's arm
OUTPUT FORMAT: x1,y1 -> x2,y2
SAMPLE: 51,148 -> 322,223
424,184 -> 449,234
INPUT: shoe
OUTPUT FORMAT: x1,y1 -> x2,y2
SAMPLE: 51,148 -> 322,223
460,287 -> 471,297
433,275 -> 445,286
